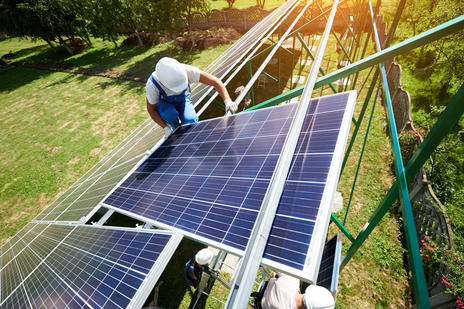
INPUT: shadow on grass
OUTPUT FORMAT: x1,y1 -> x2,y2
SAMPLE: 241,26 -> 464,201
0,66 -> 54,93
4,41 -> 205,93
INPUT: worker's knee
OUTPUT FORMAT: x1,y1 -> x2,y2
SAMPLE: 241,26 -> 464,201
181,101 -> 198,124
158,101 -> 180,128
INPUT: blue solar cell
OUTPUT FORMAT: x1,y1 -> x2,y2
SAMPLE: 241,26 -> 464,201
104,91 -> 355,278
0,224 -> 180,309
317,235 -> 339,290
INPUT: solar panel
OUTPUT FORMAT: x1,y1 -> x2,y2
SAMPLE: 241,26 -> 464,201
316,233 -> 342,292
102,91 -> 356,281
0,223 -> 182,308
262,92 -> 356,280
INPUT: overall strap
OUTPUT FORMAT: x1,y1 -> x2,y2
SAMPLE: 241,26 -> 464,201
150,75 -> 166,97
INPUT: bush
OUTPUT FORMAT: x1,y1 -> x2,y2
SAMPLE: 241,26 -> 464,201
420,236 -> 464,306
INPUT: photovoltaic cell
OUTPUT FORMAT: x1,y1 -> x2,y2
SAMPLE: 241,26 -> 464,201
263,92 -> 355,276
0,224 -> 182,308
316,234 -> 342,291
104,102 -> 297,250
103,91 -> 356,280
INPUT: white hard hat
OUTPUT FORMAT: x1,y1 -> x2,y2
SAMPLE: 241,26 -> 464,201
303,285 -> 335,309
154,57 -> 188,94
195,248 -> 213,265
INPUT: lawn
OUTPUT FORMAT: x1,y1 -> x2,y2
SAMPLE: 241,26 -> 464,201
0,38 -> 231,244
1,31 -> 411,309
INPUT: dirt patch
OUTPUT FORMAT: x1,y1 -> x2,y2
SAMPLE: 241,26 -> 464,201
68,157 -> 80,165
175,27 -> 241,51
121,31 -> 174,47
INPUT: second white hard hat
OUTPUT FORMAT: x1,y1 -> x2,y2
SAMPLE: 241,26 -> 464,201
154,57 -> 188,94
303,285 -> 335,309
195,248 -> 213,265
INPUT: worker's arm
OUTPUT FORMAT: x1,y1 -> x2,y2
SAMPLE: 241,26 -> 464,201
199,71 -> 230,101
146,99 -> 167,128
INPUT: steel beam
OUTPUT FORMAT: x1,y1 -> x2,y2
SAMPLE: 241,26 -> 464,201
225,1 -> 339,307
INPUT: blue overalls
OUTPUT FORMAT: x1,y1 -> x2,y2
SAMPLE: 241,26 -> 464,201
184,257 -> 203,288
150,75 -> 198,129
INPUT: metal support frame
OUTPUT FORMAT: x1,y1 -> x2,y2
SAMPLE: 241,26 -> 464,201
297,32 -> 338,93
366,1 -> 428,305
315,2 -> 353,64
233,0 -> 314,109
343,79 -> 381,225
341,82 -> 464,302
245,14 -> 464,112
196,0 -> 303,117
225,1 -> 339,307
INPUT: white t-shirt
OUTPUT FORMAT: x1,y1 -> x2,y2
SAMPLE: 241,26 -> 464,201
146,64 -> 201,105
261,275 -> 299,309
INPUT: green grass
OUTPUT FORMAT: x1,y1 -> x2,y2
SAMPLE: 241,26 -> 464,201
0,67 -> 147,241
0,38 -> 231,244
1,37 -> 231,80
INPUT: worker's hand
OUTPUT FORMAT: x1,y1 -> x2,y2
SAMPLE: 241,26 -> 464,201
164,125 -> 173,139
224,98 -> 238,114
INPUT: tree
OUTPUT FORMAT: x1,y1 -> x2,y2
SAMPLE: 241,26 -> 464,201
176,0 -> 209,49
0,0 -> 93,54
227,0 -> 236,9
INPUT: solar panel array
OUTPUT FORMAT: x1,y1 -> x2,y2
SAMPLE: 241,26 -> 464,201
30,0 -> 300,225
103,91 -> 356,280
316,233 -> 342,291
0,223 -> 182,308
34,121 -> 164,223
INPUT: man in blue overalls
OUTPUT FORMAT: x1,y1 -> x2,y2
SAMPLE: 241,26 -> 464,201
146,57 -> 237,138
184,248 -> 213,288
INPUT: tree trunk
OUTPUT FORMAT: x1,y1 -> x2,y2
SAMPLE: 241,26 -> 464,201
44,38 -> 56,51
111,35 -> 118,48
135,29 -> 143,46
57,35 -> 73,55
189,29 -> 195,50
187,13 -> 195,50
82,33 -> 92,47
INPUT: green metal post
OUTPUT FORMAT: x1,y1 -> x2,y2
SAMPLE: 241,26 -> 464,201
297,33 -> 338,93
343,79 -> 381,225
341,81 -> 464,273
340,68 -> 379,175
368,2 -> 426,305
331,213 -> 355,243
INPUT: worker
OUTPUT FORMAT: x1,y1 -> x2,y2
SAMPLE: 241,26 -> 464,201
146,57 -> 238,138
260,274 -> 335,309
184,248 -> 214,288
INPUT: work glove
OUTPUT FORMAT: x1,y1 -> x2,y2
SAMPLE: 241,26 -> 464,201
224,98 -> 238,114
164,125 -> 173,139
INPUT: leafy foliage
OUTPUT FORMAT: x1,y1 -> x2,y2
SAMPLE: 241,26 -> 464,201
0,0 -> 210,51
394,0 -> 464,251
